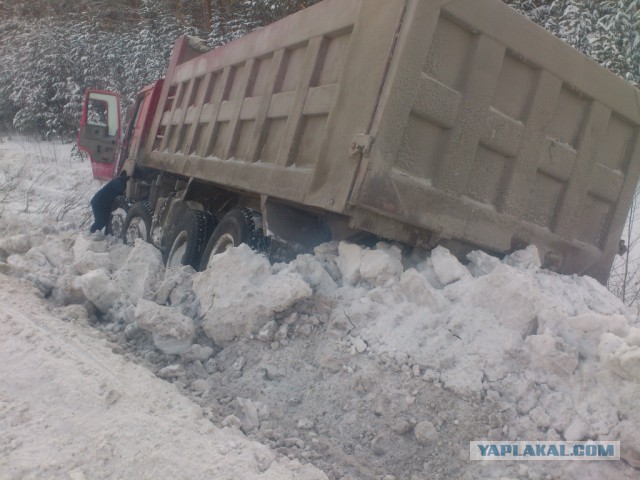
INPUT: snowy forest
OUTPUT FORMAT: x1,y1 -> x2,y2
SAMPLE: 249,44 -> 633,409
0,0 -> 321,137
0,0 -> 638,139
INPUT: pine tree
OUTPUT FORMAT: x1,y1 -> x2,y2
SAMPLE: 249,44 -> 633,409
506,0 -> 640,85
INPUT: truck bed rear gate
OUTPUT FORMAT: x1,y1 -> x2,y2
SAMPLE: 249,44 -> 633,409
349,0 -> 640,283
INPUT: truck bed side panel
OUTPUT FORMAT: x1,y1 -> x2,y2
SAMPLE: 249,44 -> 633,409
142,0 -> 406,211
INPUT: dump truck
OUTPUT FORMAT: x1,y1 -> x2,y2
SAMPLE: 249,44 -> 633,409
78,0 -> 640,283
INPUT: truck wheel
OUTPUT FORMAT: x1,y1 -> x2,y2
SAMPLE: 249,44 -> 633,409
105,195 -> 131,238
198,209 -> 266,271
164,210 -> 217,269
123,201 -> 153,246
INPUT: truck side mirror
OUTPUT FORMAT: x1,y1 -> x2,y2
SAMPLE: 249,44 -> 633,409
78,90 -> 121,180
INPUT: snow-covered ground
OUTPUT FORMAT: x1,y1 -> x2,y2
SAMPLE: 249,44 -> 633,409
1,138 -> 639,479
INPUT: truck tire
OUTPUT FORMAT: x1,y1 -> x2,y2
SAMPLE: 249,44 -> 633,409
198,209 -> 267,271
164,210 -> 217,269
123,201 -> 153,246
105,195 -> 131,238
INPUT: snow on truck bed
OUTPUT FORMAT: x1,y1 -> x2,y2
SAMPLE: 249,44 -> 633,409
1,138 -> 639,479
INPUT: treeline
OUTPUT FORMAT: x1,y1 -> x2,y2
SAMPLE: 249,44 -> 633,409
509,0 -> 639,84
0,0 -> 320,138
0,0 -> 637,138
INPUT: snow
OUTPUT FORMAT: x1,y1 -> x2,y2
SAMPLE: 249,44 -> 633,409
192,244 -> 313,346
0,274 -> 325,480
1,138 -> 640,479
135,298 -> 196,355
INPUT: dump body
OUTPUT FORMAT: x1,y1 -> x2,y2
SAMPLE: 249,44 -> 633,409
140,0 -> 640,281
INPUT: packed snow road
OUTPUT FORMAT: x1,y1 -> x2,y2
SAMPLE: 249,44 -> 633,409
1,139 -> 640,479
0,273 -> 325,480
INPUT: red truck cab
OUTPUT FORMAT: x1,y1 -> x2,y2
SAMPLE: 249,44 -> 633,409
78,80 -> 163,180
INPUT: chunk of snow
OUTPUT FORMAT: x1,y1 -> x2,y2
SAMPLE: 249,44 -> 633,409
504,245 -> 541,271
398,268 -> 448,311
193,245 -> 312,346
0,234 -> 34,255
78,269 -> 121,314
292,254 -> 337,292
466,250 -> 500,277
112,239 -> 163,302
74,251 -> 113,274
429,246 -> 471,286
336,242 -> 363,286
526,330 -> 579,378
235,397 -> 260,433
134,299 -> 195,355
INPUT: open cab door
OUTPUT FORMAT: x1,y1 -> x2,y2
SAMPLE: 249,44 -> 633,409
78,90 -> 121,180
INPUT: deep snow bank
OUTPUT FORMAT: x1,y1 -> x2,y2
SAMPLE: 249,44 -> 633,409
2,139 -> 640,479
0,139 -> 327,479
4,225 -> 640,479
0,273 -> 326,480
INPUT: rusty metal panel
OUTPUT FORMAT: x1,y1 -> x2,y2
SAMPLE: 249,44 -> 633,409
351,0 -> 640,282
142,0 -> 407,207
